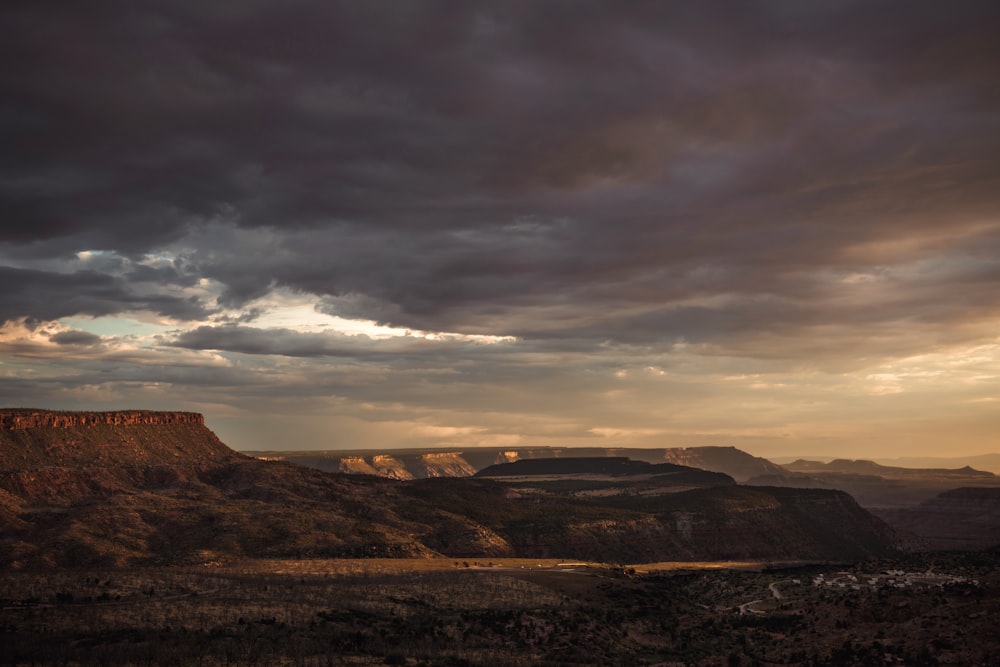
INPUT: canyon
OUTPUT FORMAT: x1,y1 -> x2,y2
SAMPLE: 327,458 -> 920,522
1,409 -> 902,568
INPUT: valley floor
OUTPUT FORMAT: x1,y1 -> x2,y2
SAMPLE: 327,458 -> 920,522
1,552 -> 997,666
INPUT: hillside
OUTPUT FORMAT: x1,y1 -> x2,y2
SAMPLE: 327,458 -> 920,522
0,409 -> 432,567
400,480 -> 897,563
0,410 -> 900,567
750,458 -> 1000,509
0,409 -> 238,470
871,487 -> 1000,551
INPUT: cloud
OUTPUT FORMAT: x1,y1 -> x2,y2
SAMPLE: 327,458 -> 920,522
0,266 -> 212,324
1,1 -> 999,455
49,330 -> 102,346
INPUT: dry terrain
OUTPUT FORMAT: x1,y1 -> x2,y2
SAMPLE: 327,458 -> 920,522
1,552 -> 997,666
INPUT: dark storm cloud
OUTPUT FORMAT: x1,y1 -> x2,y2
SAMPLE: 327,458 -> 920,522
0,266 -> 208,324
49,330 -> 102,346
1,0 -> 999,352
171,325 -> 366,358
169,324 -> 517,362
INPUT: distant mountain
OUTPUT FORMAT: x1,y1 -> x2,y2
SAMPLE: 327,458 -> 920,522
872,488 -> 1000,551
475,456 -> 735,488
875,454 -> 1000,475
1,410 -> 900,567
659,446 -> 787,482
248,445 -> 787,482
783,458 -> 996,480
748,459 -> 1000,509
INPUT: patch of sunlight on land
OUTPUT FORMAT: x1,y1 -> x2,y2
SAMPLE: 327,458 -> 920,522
217,558 -> 796,577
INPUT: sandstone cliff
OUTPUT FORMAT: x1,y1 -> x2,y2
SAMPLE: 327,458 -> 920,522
0,409 -> 205,430
0,409 -> 240,476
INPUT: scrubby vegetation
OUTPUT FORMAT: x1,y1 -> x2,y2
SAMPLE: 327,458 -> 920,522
1,552 -> 997,666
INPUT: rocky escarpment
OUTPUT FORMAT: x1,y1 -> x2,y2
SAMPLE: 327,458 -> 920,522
0,409 -> 238,472
413,452 -> 477,478
260,450 -> 475,480
0,409 -> 205,429
370,455 -> 413,480
334,456 -> 381,476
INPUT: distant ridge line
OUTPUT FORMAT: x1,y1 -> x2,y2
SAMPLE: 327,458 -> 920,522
0,409 -> 205,430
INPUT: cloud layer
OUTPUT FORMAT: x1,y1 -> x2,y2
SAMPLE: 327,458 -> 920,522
2,1 -> 998,456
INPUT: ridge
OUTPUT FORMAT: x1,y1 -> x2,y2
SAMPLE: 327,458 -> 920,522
1,409 -> 205,430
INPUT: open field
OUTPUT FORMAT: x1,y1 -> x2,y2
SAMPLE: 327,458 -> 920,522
1,552 -> 997,666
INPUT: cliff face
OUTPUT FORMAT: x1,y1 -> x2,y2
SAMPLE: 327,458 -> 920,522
270,451 -> 479,480
0,409 -> 204,430
0,409 -> 238,472
413,452 -> 477,478
335,456 -> 380,476
371,455 -> 414,480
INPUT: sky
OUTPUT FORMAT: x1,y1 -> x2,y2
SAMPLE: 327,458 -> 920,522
1,1 -> 999,458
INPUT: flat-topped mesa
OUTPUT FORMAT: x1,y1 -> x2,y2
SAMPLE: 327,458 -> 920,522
0,409 -> 239,472
0,409 -> 204,430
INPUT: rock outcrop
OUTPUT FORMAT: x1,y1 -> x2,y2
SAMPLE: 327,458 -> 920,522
370,455 -> 413,480
1,409 -> 204,430
0,409 -> 238,472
